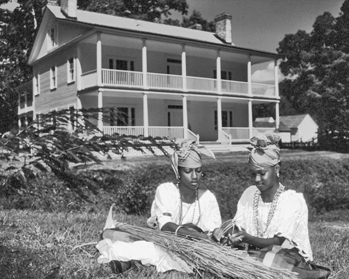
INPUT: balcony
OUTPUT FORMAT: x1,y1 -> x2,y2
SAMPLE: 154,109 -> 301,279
81,69 -> 276,98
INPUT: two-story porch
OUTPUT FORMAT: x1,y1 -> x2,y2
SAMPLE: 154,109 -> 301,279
75,32 -> 280,143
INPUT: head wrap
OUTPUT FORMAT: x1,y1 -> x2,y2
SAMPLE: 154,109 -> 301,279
170,139 -> 215,179
248,134 -> 281,170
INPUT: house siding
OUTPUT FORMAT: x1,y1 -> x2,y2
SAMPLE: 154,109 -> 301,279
35,48 -> 78,114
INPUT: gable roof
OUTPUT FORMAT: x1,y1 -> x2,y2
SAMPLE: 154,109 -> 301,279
279,114 -> 309,129
45,5 -> 280,58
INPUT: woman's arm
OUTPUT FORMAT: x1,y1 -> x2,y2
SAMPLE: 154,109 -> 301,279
161,222 -> 209,240
228,230 -> 285,248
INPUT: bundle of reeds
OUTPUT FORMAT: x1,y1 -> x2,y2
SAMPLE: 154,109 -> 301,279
114,222 -> 299,279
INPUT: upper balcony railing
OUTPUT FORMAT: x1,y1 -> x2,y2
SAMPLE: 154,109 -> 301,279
81,69 -> 276,98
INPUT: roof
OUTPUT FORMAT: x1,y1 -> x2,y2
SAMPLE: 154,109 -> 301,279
279,114 -> 309,129
46,5 -> 280,58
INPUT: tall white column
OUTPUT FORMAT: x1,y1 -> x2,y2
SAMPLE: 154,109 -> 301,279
216,50 -> 222,94
182,45 -> 187,91
248,55 -> 252,96
248,100 -> 253,138
142,39 -> 148,89
77,45 -> 82,90
143,93 -> 149,137
217,97 -> 222,141
96,33 -> 102,86
274,60 -> 280,130
98,90 -> 103,131
182,95 -> 188,138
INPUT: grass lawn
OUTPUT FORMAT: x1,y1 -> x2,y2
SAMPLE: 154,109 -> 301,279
0,209 -> 348,279
1,150 -> 349,278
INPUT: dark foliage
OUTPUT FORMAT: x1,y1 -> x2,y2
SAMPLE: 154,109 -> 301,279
2,156 -> 349,219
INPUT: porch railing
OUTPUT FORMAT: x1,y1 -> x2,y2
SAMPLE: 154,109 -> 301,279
149,126 -> 184,139
221,80 -> 249,95
147,72 -> 183,90
187,129 -> 200,143
82,69 -> 276,98
252,83 -> 275,97
223,127 -> 250,141
103,126 -> 144,136
101,69 -> 143,86
219,130 -> 232,145
186,76 -> 216,93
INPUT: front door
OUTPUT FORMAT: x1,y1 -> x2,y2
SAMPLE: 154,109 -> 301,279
167,105 -> 183,126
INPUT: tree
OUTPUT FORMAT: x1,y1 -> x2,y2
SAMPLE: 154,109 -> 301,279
181,10 -> 215,31
0,0 -> 47,133
76,0 -> 188,22
0,108 -> 174,204
277,0 -> 349,148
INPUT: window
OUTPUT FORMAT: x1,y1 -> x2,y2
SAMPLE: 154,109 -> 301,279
214,110 -> 234,130
109,59 -> 135,71
50,66 -> 57,89
48,27 -> 57,49
110,107 -> 135,126
34,73 -> 40,95
213,70 -> 232,80
67,58 -> 75,83
26,90 -> 33,103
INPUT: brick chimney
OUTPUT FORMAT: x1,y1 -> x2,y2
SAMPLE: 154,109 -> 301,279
60,0 -> 77,19
214,13 -> 232,44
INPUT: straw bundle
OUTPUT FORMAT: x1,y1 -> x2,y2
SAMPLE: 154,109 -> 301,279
114,222 -> 299,279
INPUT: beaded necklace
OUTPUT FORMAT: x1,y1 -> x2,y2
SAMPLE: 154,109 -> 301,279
253,184 -> 284,237
178,186 -> 201,226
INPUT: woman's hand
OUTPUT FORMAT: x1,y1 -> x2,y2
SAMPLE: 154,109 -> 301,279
228,230 -> 248,246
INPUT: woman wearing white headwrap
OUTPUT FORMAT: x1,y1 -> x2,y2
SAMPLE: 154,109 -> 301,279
229,134 -> 313,261
147,139 -> 222,239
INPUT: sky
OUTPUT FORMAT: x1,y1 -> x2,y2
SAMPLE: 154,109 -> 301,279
1,0 -> 345,82
177,0 -> 344,53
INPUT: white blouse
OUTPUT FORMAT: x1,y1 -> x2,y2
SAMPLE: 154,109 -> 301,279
234,185 -> 313,261
147,182 -> 222,232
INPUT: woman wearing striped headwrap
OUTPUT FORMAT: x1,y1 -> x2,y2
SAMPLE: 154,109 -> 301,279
147,138 -> 222,240
221,134 -> 330,279
229,134 -> 313,260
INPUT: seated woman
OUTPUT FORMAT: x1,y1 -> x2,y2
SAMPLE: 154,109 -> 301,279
225,134 -> 330,278
98,139 -> 222,273
147,138 -> 222,239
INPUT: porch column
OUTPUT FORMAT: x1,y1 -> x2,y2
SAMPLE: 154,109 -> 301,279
182,95 -> 188,138
98,90 -> 103,131
96,33 -> 102,86
248,55 -> 252,96
142,39 -> 148,89
182,45 -> 187,91
274,60 -> 280,130
77,45 -> 82,90
216,50 -> 222,94
248,100 -> 253,138
143,93 -> 149,137
217,97 -> 222,141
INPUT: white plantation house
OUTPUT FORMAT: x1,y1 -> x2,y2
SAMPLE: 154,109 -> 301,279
17,0 -> 281,146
